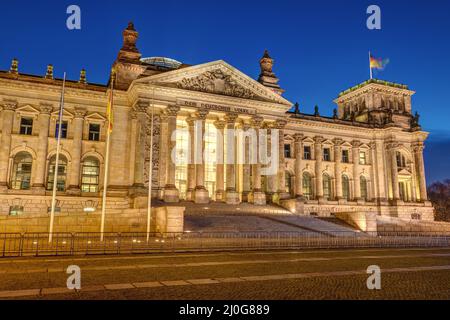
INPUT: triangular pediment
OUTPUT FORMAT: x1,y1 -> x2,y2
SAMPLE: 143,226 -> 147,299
16,105 -> 40,114
85,112 -> 106,122
51,109 -> 74,119
134,60 -> 292,106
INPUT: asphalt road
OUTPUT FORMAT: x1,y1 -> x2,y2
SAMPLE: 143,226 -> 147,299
0,247 -> 449,300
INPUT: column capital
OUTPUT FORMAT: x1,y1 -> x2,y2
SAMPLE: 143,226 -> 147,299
213,119 -> 226,130
186,116 -> 196,126
166,104 -> 180,117
134,101 -> 149,114
194,107 -> 209,120
274,119 -> 287,129
74,107 -> 87,119
412,142 -> 425,153
2,100 -> 17,111
224,112 -> 239,124
351,140 -> 362,148
332,138 -> 343,146
294,133 -> 304,142
39,103 -> 53,115
386,141 -> 400,151
250,115 -> 264,128
314,136 -> 324,144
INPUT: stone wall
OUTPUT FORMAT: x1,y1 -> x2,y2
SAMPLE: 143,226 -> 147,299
0,206 -> 185,234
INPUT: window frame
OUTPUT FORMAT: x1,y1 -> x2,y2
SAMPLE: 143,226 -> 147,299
19,117 -> 33,135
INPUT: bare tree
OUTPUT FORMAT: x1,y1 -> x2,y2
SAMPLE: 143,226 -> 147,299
428,179 -> 450,221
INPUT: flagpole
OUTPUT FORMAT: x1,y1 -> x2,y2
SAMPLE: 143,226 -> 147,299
146,89 -> 155,242
49,72 -> 66,243
368,51 -> 373,80
100,70 -> 115,241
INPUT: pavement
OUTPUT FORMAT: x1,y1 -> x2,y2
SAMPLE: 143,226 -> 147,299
0,247 -> 449,300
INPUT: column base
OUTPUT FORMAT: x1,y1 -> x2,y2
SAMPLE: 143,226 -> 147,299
226,191 -> 240,205
252,192 -> 266,206
194,188 -> 210,204
185,188 -> 195,202
215,190 -> 225,202
241,191 -> 251,202
163,185 -> 179,203
277,192 -> 290,201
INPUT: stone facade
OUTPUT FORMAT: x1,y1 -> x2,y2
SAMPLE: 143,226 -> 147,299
0,22 -> 434,224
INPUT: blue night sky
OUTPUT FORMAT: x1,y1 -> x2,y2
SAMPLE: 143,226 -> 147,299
1,0 -> 449,183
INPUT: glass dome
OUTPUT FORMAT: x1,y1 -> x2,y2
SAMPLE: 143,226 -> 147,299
141,57 -> 182,69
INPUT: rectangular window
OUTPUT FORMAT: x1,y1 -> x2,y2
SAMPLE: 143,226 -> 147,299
284,144 -> 291,158
20,117 -> 33,135
88,124 -> 100,141
342,150 -> 349,163
55,121 -> 68,139
359,151 -> 367,165
323,148 -> 331,161
303,146 -> 311,160
9,206 -> 24,216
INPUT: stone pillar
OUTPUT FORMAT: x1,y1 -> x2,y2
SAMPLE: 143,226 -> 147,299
0,102 -> 17,190
224,113 -> 240,204
352,140 -> 362,201
250,116 -> 265,205
193,108 -> 210,204
32,104 -> 53,191
132,102 -> 148,194
389,144 -> 400,201
314,136 -> 324,201
241,123 -> 252,202
185,117 -> 196,201
158,113 -> 169,199
413,142 -> 428,202
294,133 -> 304,198
275,120 -> 289,200
67,107 -> 87,194
214,120 -> 226,202
374,140 -> 387,203
333,138 -> 343,201
163,105 -> 180,203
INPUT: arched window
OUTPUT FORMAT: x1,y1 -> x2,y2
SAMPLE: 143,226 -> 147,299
47,155 -> 68,191
11,152 -> 33,190
323,173 -> 332,200
302,172 -> 313,200
81,157 -> 100,193
360,176 -> 368,201
342,175 -> 350,200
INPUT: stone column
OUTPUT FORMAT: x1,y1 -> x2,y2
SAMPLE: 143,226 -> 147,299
413,142 -> 428,201
185,117 -> 196,201
374,140 -> 387,203
250,116 -> 265,205
193,108 -> 210,204
132,102 -> 148,194
32,104 -> 53,191
314,136 -> 324,201
67,107 -> 86,194
241,123 -> 252,202
0,102 -> 17,190
214,119 -> 226,202
294,133 -> 304,198
388,143 -> 400,201
224,113 -> 240,205
158,113 -> 168,199
352,140 -> 362,201
275,120 -> 289,200
333,138 -> 343,201
163,105 -> 180,203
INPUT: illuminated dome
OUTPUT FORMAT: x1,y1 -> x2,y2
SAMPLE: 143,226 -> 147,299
141,57 -> 182,69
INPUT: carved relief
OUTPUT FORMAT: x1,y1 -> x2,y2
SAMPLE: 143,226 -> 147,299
176,69 -> 257,99
144,115 -> 161,189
